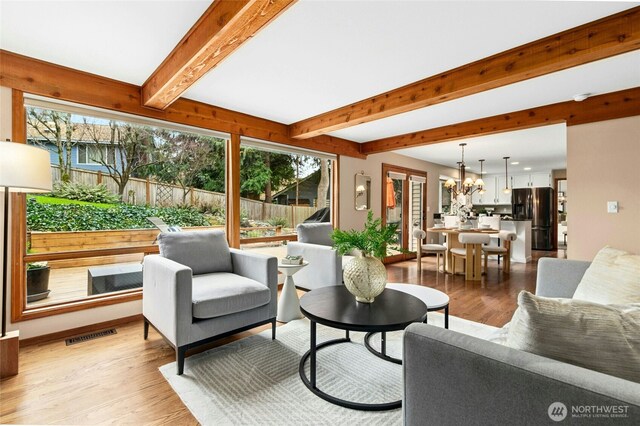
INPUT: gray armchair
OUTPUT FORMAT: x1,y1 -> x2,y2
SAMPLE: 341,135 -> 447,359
286,223 -> 353,291
143,230 -> 277,375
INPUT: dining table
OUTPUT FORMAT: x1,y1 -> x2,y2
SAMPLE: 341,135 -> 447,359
426,227 -> 498,281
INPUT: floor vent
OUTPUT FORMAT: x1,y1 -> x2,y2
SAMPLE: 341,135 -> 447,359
65,328 -> 117,346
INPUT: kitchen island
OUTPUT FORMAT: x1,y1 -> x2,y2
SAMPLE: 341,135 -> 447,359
469,219 -> 532,263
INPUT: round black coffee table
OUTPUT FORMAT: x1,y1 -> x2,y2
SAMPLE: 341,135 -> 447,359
298,285 -> 427,411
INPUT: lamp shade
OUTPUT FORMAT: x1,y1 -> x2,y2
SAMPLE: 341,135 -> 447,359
0,142 -> 52,192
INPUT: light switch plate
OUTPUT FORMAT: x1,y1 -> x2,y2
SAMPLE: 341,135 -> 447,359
607,201 -> 618,213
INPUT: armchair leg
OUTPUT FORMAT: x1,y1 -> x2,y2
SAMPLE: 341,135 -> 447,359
143,318 -> 149,340
271,318 -> 277,340
176,346 -> 187,375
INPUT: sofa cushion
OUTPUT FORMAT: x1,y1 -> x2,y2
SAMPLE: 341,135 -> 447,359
573,246 -> 640,304
297,223 -> 334,246
191,272 -> 270,319
506,291 -> 640,383
159,230 -> 232,275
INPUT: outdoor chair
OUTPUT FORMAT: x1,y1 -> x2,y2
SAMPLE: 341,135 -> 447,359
143,230 -> 277,375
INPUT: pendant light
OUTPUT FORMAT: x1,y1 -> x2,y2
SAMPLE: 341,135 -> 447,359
477,159 -> 486,194
444,143 -> 484,198
502,156 -> 511,194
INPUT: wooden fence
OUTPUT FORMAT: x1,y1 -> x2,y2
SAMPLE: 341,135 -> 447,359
50,166 -> 318,228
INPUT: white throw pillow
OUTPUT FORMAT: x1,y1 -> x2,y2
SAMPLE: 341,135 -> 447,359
506,291 -> 640,383
572,246 -> 640,304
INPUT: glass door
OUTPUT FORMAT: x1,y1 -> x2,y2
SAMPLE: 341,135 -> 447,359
382,164 -> 427,262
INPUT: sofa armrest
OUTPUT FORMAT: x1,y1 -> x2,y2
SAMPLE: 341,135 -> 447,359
403,323 -> 640,426
230,249 -> 278,317
535,258 -> 591,298
142,255 -> 193,346
287,241 -> 341,290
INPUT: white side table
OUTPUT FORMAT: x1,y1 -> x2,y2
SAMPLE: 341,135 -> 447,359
277,261 -> 308,322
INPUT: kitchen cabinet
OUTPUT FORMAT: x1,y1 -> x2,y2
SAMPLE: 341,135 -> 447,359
472,175 -> 496,205
512,172 -> 551,188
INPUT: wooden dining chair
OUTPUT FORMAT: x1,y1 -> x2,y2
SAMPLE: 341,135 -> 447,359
482,230 -> 517,274
450,233 -> 490,281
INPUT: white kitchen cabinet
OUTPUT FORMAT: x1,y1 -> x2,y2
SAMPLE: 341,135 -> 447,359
512,174 -> 530,189
510,172 -> 551,188
530,172 -> 551,188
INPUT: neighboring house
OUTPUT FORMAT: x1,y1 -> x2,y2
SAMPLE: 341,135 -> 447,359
27,122 -> 124,173
273,170 -> 329,207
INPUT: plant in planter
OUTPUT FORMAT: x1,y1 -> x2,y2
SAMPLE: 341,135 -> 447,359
331,211 -> 398,303
26,261 -> 51,302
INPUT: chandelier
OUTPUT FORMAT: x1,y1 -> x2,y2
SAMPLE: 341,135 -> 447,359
444,143 -> 484,199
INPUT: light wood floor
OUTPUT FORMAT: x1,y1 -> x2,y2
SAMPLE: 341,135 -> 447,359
1,250 -> 563,425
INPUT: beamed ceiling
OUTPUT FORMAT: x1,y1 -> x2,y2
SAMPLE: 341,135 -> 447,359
1,0 -> 639,159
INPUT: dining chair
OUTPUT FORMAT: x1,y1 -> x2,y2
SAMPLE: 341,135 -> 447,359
482,230 -> 517,274
450,233 -> 490,281
414,229 -> 446,273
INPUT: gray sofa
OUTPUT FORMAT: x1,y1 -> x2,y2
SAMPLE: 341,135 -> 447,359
403,258 -> 640,425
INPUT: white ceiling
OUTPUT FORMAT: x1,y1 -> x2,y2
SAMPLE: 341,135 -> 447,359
331,50 -> 640,142
183,0 -> 636,124
396,123 -> 568,175
0,0 -> 637,179
0,0 -> 211,85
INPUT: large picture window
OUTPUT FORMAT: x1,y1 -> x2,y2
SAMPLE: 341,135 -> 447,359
18,97 -> 227,315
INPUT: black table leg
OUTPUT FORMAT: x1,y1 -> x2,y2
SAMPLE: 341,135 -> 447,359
445,305 -> 449,329
381,332 -> 386,356
310,320 -> 316,388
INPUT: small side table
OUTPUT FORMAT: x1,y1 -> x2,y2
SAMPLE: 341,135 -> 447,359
276,261 -> 308,322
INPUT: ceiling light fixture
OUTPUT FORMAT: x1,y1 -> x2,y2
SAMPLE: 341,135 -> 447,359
524,167 -> 532,171
477,159 -> 486,194
511,161 -> 520,165
444,143 -> 485,200
503,157 -> 511,194
573,93 -> 591,102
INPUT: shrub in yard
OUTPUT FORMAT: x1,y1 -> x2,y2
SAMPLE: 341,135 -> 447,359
52,182 -> 120,204
27,198 -> 209,232
266,216 -> 288,227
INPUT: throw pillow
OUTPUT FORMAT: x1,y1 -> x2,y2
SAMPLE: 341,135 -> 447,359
158,230 -> 233,275
506,291 -> 640,383
572,246 -> 640,304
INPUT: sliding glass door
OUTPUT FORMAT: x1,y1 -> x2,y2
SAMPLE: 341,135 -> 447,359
382,164 -> 427,262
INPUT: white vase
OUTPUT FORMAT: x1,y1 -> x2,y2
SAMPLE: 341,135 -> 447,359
343,253 -> 387,303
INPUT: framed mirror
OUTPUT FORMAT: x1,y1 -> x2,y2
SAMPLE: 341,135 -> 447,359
355,172 -> 371,211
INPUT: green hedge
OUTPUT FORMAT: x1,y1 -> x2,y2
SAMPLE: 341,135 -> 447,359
27,199 -> 209,232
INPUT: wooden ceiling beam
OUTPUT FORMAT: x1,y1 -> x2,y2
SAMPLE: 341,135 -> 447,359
290,6 -> 640,139
142,0 -> 297,110
360,87 -> 640,155
0,50 -> 364,158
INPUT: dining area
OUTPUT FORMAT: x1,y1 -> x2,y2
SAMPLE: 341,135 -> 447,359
415,221 -> 517,281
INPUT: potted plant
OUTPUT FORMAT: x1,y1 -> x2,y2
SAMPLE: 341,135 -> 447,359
331,211 -> 398,303
27,261 -> 51,302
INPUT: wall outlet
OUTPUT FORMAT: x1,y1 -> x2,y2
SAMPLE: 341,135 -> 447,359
607,201 -> 618,213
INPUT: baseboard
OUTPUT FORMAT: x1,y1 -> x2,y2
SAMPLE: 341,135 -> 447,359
19,314 -> 143,347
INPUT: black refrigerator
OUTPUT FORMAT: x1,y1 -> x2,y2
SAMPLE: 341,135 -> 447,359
512,187 -> 555,250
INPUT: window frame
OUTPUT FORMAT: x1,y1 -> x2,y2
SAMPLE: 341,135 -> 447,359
11,91 -> 338,322
77,143 -> 116,166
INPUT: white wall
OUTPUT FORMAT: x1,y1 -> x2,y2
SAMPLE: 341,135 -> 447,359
0,87 -> 141,339
340,151 -> 460,241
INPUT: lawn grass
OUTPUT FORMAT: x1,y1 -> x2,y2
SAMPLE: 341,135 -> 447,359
29,195 -> 116,209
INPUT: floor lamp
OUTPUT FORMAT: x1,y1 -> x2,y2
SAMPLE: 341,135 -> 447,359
0,141 -> 52,378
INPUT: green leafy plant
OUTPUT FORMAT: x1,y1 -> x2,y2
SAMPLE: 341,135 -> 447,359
331,211 -> 398,260
52,182 -> 120,204
267,216 -> 288,227
26,198 -> 208,232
